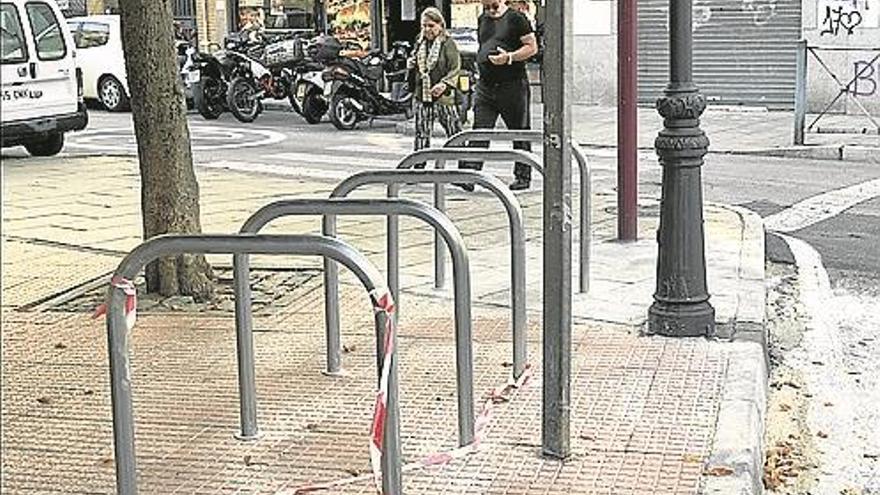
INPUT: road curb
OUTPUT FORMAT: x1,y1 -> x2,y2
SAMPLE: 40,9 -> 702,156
701,341 -> 768,495
702,205 -> 768,495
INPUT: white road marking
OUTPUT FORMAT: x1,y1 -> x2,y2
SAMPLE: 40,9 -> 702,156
66,125 -> 286,151
765,177 -> 880,232
266,151 -> 396,168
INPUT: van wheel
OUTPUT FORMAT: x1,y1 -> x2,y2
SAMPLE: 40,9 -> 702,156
99,76 -> 129,112
24,133 -> 64,157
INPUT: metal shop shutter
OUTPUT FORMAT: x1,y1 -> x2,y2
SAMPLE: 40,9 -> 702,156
638,0 -> 802,109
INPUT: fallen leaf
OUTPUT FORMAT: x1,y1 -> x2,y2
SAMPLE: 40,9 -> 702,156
824,401 -> 834,407
779,403 -> 792,412
54,343 -> 67,350
99,457 -> 114,467
579,434 -> 597,442
811,360 -> 824,366
83,389 -> 95,396
682,453 -> 702,463
500,361 -> 514,368
305,423 -> 320,431
345,468 -> 361,477
36,396 -> 53,405
817,431 -> 829,439
342,344 -> 357,354
244,455 -> 252,466
704,466 -> 735,476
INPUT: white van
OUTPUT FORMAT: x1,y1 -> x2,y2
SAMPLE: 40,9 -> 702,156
1,0 -> 87,156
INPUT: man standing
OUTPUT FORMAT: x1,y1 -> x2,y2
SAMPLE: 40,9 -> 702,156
459,0 -> 538,191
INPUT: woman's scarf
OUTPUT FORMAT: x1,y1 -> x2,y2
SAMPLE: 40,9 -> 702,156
416,34 -> 445,103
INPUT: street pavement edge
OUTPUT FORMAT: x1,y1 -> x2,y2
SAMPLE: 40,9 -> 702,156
702,204 -> 769,495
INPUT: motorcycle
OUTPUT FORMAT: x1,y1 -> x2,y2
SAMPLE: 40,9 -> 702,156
322,41 -> 413,131
290,61 -> 329,124
288,36 -> 334,124
226,33 -> 321,123
191,32 -> 260,120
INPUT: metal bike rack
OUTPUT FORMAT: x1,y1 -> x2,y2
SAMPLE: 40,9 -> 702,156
444,129 -> 592,293
105,234 -> 401,495
236,198 -> 475,446
395,148 -> 542,293
329,170 -> 528,382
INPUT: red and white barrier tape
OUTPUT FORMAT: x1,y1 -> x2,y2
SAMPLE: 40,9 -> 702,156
368,287 -> 396,494
92,276 -> 137,331
286,309 -> 533,495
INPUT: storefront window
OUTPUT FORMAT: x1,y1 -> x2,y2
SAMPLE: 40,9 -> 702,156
236,0 -> 315,31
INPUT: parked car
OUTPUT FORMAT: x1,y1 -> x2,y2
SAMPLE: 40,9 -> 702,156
1,0 -> 88,156
66,15 -> 196,112
65,15 -> 129,111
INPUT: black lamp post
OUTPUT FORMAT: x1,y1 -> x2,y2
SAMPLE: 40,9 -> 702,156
648,0 -> 715,337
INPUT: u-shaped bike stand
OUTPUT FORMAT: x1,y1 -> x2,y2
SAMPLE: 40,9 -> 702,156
235,198 -> 475,447
440,129 -> 592,293
105,234 -> 401,495
329,170 -> 529,383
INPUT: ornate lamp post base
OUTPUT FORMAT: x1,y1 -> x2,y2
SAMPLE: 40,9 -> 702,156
648,299 -> 715,337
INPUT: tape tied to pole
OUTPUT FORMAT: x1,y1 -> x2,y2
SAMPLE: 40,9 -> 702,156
91,276 -> 137,331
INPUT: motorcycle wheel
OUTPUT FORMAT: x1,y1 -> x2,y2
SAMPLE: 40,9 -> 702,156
226,77 -> 261,123
194,77 -> 224,120
302,90 -> 327,125
329,93 -> 359,131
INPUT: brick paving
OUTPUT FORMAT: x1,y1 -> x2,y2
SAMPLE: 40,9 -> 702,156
1,283 -> 730,494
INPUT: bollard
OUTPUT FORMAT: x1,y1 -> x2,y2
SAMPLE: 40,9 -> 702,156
331,170 -> 529,380
105,234 -> 401,495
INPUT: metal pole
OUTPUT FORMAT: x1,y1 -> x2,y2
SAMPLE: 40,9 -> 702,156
618,0 -> 638,241
376,309 -> 402,493
321,224 -> 343,375
648,0 -> 716,337
232,254 -> 259,439
434,159 -> 447,290
541,0 -> 573,460
387,184 -> 400,318
794,39 -> 808,146
572,144 -> 591,294
107,285 -> 138,495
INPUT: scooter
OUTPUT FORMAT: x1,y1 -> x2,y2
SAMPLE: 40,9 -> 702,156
322,41 -> 412,131
290,62 -> 329,124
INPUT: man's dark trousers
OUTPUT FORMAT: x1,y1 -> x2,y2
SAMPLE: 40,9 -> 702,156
460,78 -> 532,183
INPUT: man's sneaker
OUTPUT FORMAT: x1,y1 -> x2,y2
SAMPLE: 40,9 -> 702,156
453,182 -> 475,192
509,179 -> 530,191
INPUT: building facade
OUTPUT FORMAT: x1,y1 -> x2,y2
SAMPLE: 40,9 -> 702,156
576,0 -> 879,113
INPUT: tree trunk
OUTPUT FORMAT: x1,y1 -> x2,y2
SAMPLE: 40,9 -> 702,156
119,0 -> 214,300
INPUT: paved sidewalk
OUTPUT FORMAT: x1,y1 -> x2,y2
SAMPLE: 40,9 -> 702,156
1,155 -> 767,494
397,103 -> 879,162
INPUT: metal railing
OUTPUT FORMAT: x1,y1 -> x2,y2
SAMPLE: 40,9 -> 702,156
235,198 -> 475,446
104,234 -> 401,494
794,41 -> 880,145
329,170 -> 528,381
443,129 -> 592,293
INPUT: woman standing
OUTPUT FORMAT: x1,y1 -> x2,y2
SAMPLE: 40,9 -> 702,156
410,8 -> 463,157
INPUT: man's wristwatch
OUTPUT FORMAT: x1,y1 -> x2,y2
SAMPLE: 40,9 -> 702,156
507,53 -> 514,65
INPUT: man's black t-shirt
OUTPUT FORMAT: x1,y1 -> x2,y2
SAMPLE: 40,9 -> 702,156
477,9 -> 533,84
